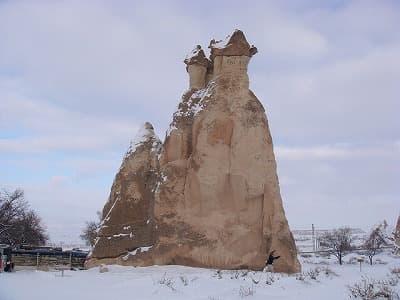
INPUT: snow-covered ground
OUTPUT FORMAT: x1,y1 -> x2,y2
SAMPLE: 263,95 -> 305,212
1,251 -> 399,300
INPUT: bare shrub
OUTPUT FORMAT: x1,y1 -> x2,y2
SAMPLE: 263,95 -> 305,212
251,277 -> 260,285
348,276 -> 399,299
239,284 -> 255,297
295,272 -> 307,281
296,267 -> 322,281
387,276 -> 399,287
347,256 -> 359,265
265,273 -> 276,285
241,270 -> 249,277
230,270 -> 240,280
375,258 -> 388,265
158,272 -> 176,291
391,267 -> 400,278
301,253 -> 313,258
179,275 -> 188,286
295,267 -> 337,281
305,268 -> 320,280
321,266 -> 338,277
213,269 -> 223,279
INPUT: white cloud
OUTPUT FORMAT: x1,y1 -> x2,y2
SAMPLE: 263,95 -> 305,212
254,42 -> 400,142
275,142 -> 399,160
0,82 -> 138,153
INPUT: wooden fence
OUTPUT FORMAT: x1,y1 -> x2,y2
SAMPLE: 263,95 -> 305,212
11,250 -> 87,269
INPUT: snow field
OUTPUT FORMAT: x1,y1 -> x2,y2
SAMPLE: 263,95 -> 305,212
1,251 -> 399,300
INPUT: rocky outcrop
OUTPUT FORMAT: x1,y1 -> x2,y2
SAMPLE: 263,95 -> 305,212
87,122 -> 161,265
86,30 -> 300,273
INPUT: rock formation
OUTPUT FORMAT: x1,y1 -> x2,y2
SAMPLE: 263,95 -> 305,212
89,122 -> 161,260
86,30 -> 301,273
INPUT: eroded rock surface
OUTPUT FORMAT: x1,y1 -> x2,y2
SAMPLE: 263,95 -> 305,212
87,122 -> 161,266
87,30 -> 300,273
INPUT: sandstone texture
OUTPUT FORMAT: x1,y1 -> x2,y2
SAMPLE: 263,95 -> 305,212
87,122 -> 161,265
86,30 -> 300,273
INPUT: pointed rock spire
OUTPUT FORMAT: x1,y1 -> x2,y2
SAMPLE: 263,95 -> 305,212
125,122 -> 161,158
87,122 -> 161,263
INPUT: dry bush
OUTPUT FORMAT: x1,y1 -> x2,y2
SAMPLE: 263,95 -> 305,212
265,273 -> 276,285
375,258 -> 388,265
213,269 -> 223,279
347,256 -> 359,265
391,267 -> 400,278
230,270 -> 240,280
239,284 -> 255,297
306,268 -> 320,280
321,266 -> 339,277
348,276 -> 399,299
296,266 -> 338,282
296,267 -> 320,281
301,253 -> 313,258
179,275 -> 189,286
157,272 -> 176,291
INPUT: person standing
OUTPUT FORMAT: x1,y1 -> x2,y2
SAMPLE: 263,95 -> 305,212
264,250 -> 280,272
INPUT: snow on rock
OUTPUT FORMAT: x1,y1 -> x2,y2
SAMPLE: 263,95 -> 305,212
166,80 -> 215,138
112,233 -> 131,238
209,33 -> 231,49
184,45 -> 203,62
125,122 -> 161,159
209,29 -> 257,60
183,45 -> 210,68
128,246 -> 153,256
88,121 -> 161,262
122,246 -> 153,260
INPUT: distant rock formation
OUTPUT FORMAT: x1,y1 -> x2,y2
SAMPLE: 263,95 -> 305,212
86,30 -> 300,273
89,122 -> 161,260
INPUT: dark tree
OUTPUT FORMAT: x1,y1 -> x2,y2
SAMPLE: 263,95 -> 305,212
0,189 -> 26,236
0,188 -> 48,246
320,227 -> 353,265
80,211 -> 101,247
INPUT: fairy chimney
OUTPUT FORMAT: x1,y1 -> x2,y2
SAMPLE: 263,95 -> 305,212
86,30 -> 300,273
184,45 -> 210,89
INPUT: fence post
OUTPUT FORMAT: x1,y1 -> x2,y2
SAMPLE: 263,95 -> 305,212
312,224 -> 316,253
69,251 -> 72,269
36,253 -> 39,269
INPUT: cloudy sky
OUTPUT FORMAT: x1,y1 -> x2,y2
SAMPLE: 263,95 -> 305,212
1,0 -> 399,243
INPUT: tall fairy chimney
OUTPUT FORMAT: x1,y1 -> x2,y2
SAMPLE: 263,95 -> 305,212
184,45 -> 210,89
